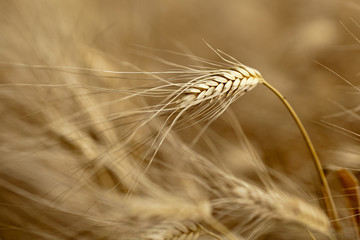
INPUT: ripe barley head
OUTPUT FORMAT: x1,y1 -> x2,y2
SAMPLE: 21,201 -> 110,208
179,65 -> 263,106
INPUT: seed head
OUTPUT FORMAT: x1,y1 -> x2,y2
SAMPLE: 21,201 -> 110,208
180,65 -> 263,106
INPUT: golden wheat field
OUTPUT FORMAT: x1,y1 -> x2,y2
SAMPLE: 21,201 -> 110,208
1,0 -> 360,239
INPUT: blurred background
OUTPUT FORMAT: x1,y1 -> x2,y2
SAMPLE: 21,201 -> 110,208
1,0 -> 360,201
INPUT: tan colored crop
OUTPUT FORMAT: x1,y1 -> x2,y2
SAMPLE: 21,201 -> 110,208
212,184 -> 331,237
179,65 -> 262,105
137,221 -> 225,240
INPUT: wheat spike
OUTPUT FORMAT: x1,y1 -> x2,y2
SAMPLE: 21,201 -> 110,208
180,65 -> 263,106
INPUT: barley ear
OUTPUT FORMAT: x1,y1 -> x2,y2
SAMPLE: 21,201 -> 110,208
261,79 -> 340,231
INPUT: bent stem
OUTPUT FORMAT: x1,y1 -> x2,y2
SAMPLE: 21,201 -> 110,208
261,79 -> 340,231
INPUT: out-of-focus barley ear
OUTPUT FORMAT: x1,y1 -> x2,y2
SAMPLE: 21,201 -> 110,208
135,221 -> 226,240
211,181 -> 332,238
176,118 -> 332,238
260,79 -> 340,231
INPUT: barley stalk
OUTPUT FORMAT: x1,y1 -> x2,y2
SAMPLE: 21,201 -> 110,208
335,168 -> 360,237
261,79 -> 340,230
